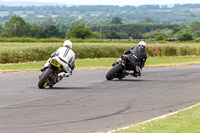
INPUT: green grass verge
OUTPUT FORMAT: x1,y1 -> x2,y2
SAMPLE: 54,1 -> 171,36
1,56 -> 200,70
112,104 -> 200,133
146,56 -> 200,65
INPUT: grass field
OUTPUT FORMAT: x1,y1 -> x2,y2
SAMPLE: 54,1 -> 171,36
0,56 -> 200,71
112,104 -> 200,133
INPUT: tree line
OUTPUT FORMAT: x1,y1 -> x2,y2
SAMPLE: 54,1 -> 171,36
1,4 -> 200,23
0,16 -> 199,41
0,16 -> 66,38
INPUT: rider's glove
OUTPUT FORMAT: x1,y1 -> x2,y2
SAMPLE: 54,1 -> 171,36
50,52 -> 57,57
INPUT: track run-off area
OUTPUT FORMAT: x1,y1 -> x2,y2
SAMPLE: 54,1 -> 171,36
0,65 -> 200,133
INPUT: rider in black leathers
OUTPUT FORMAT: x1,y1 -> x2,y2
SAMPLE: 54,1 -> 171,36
113,41 -> 147,77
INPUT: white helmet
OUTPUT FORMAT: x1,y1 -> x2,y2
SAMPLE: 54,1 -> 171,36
138,41 -> 146,47
63,40 -> 72,49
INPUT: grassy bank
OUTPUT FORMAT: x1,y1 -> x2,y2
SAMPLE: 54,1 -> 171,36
1,56 -> 200,71
1,42 -> 200,63
112,104 -> 200,133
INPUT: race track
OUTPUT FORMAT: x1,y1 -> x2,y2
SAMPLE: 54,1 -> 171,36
0,65 -> 200,133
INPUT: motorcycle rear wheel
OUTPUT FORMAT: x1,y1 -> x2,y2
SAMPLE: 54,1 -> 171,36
38,68 -> 53,89
106,64 -> 123,80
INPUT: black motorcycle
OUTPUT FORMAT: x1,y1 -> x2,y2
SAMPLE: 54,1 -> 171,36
106,54 -> 138,80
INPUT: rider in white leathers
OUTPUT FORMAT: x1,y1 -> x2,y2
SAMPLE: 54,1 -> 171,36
41,40 -> 75,78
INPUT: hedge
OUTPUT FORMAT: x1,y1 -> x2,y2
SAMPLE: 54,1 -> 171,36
1,43 -> 200,63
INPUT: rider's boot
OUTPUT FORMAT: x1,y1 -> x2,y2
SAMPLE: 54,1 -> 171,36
112,58 -> 121,66
136,66 -> 141,77
58,72 -> 65,81
132,72 -> 138,77
40,66 -> 47,72
40,63 -> 50,72
57,71 -> 72,82
132,66 -> 141,77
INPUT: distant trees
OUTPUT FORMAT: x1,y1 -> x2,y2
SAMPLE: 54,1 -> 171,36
30,26 -> 45,38
0,24 -> 3,34
0,15 -> 198,41
104,31 -> 121,39
111,17 -> 122,24
143,31 -> 164,39
178,33 -> 193,41
3,15 -> 30,37
190,21 -> 200,37
2,4 -> 200,23
131,32 -> 143,39
44,25 -> 59,38
143,17 -> 154,23
0,16 -> 66,38
66,24 -> 92,39
1,4 -> 200,24
90,23 -> 179,39
155,35 -> 165,41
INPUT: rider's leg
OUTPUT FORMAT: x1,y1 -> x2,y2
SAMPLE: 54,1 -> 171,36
41,58 -> 51,72
112,57 -> 122,66
58,59 -> 72,77
135,66 -> 141,76
128,56 -> 141,77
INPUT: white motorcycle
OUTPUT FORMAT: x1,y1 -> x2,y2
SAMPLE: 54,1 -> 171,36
38,57 -> 71,89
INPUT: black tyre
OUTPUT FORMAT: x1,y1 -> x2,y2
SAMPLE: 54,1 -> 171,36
106,64 -> 123,80
38,68 -> 53,89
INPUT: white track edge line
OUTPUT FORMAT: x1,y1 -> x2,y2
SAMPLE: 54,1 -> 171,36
107,103 -> 200,133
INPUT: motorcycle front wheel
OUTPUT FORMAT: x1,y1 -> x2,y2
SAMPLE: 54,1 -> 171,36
38,68 -> 53,89
106,64 -> 123,80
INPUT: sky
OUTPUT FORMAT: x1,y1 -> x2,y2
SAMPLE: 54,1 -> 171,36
2,0 -> 200,6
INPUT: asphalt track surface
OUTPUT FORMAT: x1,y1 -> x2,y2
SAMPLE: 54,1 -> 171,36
0,65 -> 200,133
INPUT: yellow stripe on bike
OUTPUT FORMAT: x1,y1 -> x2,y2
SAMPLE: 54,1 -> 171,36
50,59 -> 62,70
